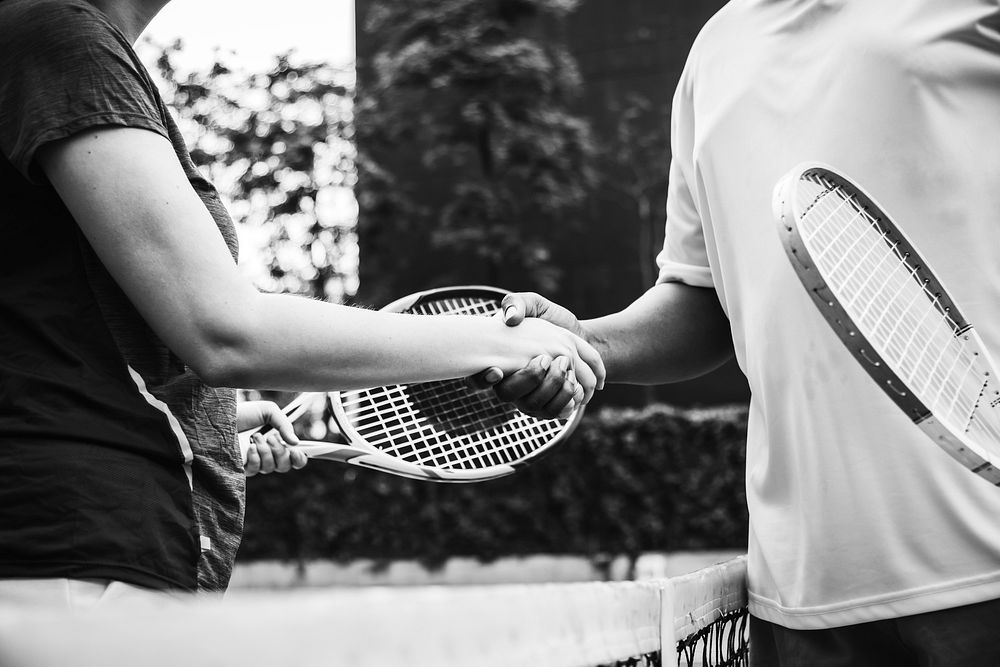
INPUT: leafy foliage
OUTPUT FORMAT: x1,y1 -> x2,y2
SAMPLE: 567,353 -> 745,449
600,93 -> 671,289
144,40 -> 358,301
241,404 -> 749,568
355,0 -> 597,301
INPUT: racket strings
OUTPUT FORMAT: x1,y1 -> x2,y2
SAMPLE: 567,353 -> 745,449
404,381 -> 547,463
340,385 -> 561,469
410,296 -> 499,318
798,177 -> 1000,444
802,186 -> 972,410
334,293 -> 570,472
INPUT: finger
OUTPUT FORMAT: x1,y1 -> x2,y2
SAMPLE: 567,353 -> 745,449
259,402 -> 300,446
536,363 -> 581,420
266,436 -> 293,474
500,292 -> 546,326
516,356 -> 572,414
557,399 -> 577,420
273,417 -> 300,446
569,335 -> 606,401
562,382 -> 586,419
289,447 -> 309,470
553,369 -> 583,419
253,433 -> 276,474
500,294 -> 526,326
244,444 -> 261,477
572,362 -> 595,406
492,356 -> 551,403
236,400 -> 277,435
577,335 -> 606,392
465,366 -> 504,391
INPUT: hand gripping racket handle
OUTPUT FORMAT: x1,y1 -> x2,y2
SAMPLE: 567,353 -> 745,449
238,430 -> 335,465
238,431 -> 520,482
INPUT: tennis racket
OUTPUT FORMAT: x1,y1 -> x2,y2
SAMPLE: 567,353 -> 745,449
773,163 -> 1000,485
239,285 -> 584,483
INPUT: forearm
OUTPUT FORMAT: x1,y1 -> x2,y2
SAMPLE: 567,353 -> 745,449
38,127 -> 600,395
580,282 -> 734,385
205,292 -> 574,391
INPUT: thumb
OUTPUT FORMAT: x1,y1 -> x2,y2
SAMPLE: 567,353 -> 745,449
275,419 -> 300,446
500,292 -> 548,326
466,366 -> 504,391
264,403 -> 300,445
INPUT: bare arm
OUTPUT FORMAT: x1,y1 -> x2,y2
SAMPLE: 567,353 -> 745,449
581,282 -> 733,385
38,127 -> 604,397
479,284 -> 733,415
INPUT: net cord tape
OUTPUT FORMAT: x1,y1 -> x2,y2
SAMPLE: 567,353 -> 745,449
0,557 -> 747,667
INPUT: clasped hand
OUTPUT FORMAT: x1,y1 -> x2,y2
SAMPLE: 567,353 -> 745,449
471,293 -> 600,419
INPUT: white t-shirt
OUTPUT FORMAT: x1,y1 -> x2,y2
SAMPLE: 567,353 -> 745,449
657,0 -> 1000,629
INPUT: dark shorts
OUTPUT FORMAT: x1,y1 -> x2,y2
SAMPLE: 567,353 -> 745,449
749,597 -> 1000,667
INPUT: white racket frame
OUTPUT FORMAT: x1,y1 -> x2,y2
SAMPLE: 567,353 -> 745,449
773,163 -> 1000,486
240,286 -> 584,483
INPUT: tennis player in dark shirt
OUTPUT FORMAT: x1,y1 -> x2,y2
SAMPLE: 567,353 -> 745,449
0,0 -> 603,604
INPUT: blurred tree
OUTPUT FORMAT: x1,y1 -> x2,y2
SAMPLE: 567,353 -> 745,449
600,93 -> 670,290
354,0 -> 597,305
144,40 -> 359,302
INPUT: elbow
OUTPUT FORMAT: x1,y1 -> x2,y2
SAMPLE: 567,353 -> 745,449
185,342 -> 254,389
188,347 -> 254,389
179,321 -> 260,389
142,288 -> 269,388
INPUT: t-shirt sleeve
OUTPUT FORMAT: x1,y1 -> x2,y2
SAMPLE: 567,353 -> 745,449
655,63 -> 714,289
0,0 -> 169,183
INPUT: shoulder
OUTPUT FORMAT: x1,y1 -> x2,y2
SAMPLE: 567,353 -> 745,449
0,0 -> 130,60
671,1 -> 745,110
672,0 -> 778,118
0,0 -> 111,34
0,0 -> 156,97
682,1 -> 755,77
0,0 -> 167,180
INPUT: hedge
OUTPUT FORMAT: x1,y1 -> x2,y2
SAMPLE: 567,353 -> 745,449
240,403 -> 749,568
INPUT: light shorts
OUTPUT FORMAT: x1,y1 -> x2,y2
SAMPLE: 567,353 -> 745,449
0,577 -> 188,612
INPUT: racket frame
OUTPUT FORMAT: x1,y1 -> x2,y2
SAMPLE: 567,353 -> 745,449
241,285 -> 584,483
328,388 -> 584,482
774,163 -> 1000,485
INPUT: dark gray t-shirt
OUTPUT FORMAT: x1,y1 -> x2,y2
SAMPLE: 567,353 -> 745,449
0,0 -> 244,592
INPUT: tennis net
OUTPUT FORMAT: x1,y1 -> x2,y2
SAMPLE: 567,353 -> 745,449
0,556 -> 748,667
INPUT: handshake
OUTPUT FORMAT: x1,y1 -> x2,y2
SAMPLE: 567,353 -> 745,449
468,292 -> 606,420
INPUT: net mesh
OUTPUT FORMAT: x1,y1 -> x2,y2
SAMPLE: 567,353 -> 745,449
0,558 -> 749,667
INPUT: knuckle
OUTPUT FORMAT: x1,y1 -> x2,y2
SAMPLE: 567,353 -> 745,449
517,394 -> 547,411
520,395 -> 545,411
528,366 -> 548,381
494,384 -> 519,402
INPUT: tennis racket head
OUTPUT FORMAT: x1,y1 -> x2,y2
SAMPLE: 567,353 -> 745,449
773,163 -> 1000,485
328,285 -> 585,482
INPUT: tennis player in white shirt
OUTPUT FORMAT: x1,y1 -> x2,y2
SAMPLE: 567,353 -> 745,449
479,1 -> 1000,664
